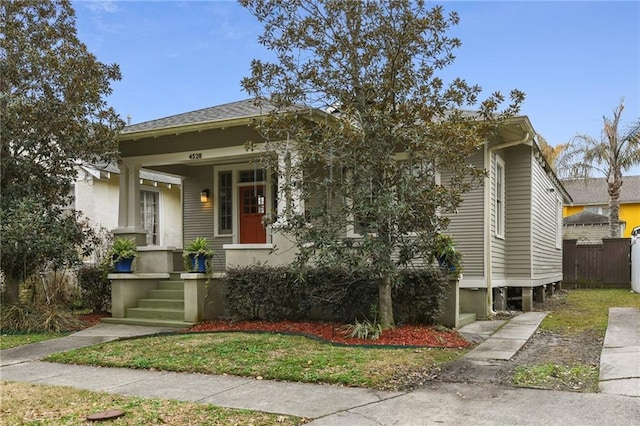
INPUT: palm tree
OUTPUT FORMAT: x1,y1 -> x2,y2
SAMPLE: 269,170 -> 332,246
559,99 -> 640,237
537,134 -> 565,173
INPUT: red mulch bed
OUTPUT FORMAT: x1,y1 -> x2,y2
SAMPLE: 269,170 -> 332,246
188,320 -> 471,348
73,312 -> 111,330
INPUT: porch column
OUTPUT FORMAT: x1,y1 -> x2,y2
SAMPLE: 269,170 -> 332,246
265,149 -> 301,264
276,149 -> 304,223
113,162 -> 147,245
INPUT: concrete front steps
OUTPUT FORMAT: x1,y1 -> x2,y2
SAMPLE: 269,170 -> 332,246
102,279 -> 195,328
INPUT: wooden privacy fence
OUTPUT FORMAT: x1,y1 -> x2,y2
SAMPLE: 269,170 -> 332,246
563,238 -> 631,287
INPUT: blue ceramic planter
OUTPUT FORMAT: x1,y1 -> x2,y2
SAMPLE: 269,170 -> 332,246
188,254 -> 207,273
113,256 -> 134,273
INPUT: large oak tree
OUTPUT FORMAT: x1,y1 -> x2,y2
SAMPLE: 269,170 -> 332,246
240,0 -> 524,327
1,0 -> 123,305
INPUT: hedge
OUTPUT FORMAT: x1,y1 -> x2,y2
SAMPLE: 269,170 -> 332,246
223,265 -> 449,324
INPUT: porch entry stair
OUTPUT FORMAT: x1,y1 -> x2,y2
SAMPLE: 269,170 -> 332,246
458,312 -> 476,328
102,274 -> 195,328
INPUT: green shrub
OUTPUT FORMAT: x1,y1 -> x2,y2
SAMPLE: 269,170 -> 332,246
341,317 -> 383,340
393,268 -> 449,324
303,266 -> 377,323
78,265 -> 111,313
224,265 -> 306,321
223,265 -> 448,325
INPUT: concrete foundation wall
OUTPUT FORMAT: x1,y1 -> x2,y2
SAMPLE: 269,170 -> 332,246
460,288 -> 489,319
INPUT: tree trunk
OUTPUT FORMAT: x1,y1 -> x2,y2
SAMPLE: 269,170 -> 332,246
378,274 -> 395,329
609,195 -> 620,238
4,275 -> 21,306
607,172 -> 622,238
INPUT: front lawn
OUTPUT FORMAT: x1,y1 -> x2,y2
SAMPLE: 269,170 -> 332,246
0,332 -> 66,350
46,332 -> 467,389
0,381 -> 304,425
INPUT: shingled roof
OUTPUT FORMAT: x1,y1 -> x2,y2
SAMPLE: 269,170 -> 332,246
121,99 -> 278,134
563,210 -> 624,225
561,176 -> 640,205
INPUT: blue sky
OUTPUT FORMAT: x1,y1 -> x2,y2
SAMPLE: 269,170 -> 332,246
73,1 -> 640,175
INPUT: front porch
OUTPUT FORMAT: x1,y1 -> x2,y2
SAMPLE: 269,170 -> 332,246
109,100 -> 470,328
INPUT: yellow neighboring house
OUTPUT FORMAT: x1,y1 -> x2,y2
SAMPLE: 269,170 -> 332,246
562,176 -> 640,238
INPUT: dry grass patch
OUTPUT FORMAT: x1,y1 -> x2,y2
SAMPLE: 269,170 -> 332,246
1,381 -> 305,425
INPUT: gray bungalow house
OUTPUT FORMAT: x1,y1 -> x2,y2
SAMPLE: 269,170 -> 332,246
105,100 -> 570,327
443,116 -> 572,319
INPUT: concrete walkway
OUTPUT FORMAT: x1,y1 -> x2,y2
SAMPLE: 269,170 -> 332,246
462,312 -> 547,361
1,311 -> 639,425
599,307 -> 640,397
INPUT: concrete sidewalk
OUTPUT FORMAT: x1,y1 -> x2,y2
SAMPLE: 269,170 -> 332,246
2,311 -> 639,425
0,323 -> 179,367
599,307 -> 640,397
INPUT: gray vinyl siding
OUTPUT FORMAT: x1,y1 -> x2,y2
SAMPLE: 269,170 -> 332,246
531,156 -> 562,278
444,150 -> 485,277
490,152 -> 506,277
504,145 -> 532,277
183,166 -> 230,269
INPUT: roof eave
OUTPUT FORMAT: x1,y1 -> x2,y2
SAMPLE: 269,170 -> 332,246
119,116 -> 257,141
118,107 -> 332,142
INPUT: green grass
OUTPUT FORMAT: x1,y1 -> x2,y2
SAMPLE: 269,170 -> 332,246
513,288 -> 639,392
1,381 -> 304,425
46,332 -> 466,388
512,363 -> 599,392
540,289 -> 640,334
0,332 -> 67,350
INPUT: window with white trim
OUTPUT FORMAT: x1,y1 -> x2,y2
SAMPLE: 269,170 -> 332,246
140,190 -> 159,245
218,171 -> 233,234
495,156 -> 505,238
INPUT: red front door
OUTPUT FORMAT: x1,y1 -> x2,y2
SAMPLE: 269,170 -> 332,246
239,186 -> 266,244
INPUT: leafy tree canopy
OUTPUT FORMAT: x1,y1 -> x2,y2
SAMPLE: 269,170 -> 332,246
1,0 -> 123,305
241,0 -> 525,327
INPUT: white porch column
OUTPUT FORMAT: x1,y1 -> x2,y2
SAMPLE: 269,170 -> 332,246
275,149 -> 304,224
264,148 -> 301,264
113,162 -> 147,245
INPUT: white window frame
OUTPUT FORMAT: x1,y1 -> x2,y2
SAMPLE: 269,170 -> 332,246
494,155 -> 506,239
140,187 -> 161,246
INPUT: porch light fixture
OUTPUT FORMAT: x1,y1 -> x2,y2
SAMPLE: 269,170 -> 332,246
200,189 -> 210,203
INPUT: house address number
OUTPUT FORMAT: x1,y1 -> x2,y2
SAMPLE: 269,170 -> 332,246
188,153 -> 202,160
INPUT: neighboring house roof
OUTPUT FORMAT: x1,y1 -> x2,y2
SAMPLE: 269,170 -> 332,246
563,210 -> 624,226
561,176 -> 640,205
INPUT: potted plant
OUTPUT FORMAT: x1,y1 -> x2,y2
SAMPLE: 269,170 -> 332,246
183,236 -> 214,273
432,234 -> 462,276
109,237 -> 138,273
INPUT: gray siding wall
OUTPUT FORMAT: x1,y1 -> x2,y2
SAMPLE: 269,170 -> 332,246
183,166 -> 230,270
445,150 -> 485,277
490,152 -> 506,277
531,156 -> 563,278
505,145 -> 532,277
